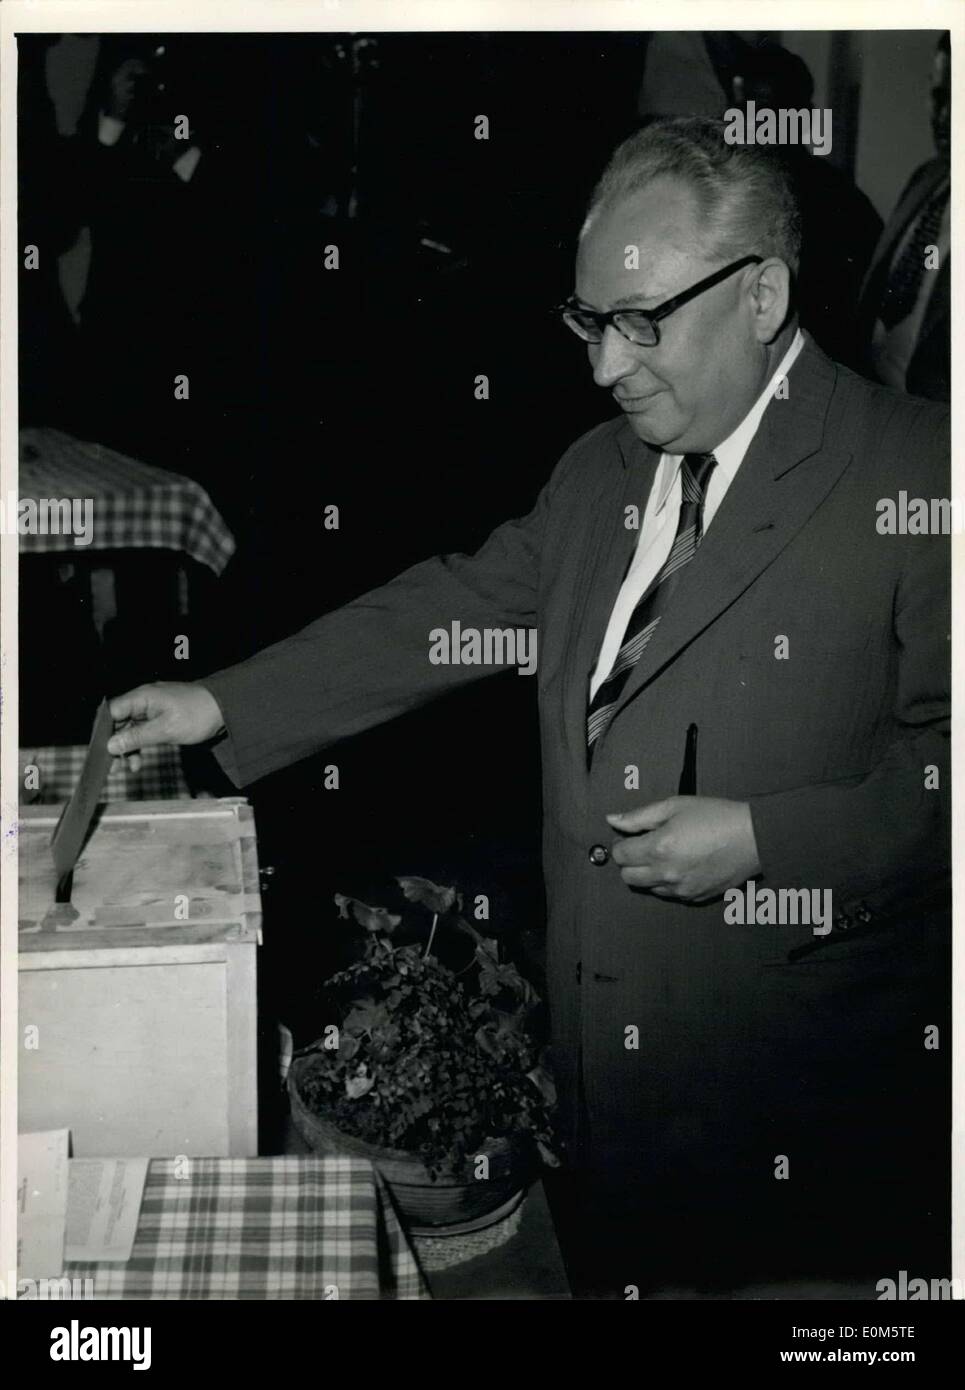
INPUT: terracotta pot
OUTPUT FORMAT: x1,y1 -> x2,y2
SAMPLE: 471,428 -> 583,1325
288,1055 -> 527,1228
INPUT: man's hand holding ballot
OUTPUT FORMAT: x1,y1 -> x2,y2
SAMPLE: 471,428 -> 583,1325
107,682 -> 226,757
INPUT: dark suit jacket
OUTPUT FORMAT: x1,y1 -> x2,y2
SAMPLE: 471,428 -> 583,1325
204,334 -> 950,1273
857,157 -> 950,402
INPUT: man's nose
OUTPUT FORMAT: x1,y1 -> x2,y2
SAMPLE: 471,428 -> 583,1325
591,325 -> 644,389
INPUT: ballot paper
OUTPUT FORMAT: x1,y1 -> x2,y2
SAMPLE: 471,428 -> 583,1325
65,1158 -> 149,1263
18,1129 -> 70,1279
50,698 -> 115,884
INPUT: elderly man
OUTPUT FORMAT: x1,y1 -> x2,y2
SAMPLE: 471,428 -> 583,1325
110,118 -> 950,1297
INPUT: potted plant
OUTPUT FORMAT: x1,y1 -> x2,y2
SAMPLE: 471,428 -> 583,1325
287,875 -> 560,1228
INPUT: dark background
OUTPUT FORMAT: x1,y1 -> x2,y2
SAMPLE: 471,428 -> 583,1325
19,33 -> 654,1035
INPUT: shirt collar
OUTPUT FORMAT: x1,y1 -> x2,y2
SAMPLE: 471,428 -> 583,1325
652,328 -> 806,513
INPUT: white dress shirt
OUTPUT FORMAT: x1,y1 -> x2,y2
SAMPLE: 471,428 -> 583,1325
589,329 -> 805,699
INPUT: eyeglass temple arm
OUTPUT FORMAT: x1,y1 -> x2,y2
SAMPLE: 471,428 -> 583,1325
556,255 -> 763,326
647,254 -> 764,324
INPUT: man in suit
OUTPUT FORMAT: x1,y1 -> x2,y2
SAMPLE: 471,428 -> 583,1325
109,117 -> 950,1297
856,33 -> 950,401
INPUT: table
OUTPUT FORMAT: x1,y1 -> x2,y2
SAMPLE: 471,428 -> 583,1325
18,741 -> 192,805
63,1157 -> 428,1300
18,422 -> 236,672
18,426 -> 235,577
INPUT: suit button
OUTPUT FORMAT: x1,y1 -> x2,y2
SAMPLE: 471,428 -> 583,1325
589,844 -> 609,866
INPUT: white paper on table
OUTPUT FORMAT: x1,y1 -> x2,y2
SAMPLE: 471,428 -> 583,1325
18,1129 -> 70,1280
65,1158 -> 149,1263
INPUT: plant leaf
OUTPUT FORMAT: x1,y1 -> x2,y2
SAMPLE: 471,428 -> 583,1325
396,875 -> 461,915
345,1070 -> 375,1100
344,997 -> 387,1035
526,1064 -> 557,1105
474,1023 -> 502,1058
537,1140 -> 561,1168
334,892 -> 402,934
474,937 -> 500,968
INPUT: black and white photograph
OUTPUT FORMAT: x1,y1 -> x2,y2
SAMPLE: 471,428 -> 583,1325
1,0 -> 960,1339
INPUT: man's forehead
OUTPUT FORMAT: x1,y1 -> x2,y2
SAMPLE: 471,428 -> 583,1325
586,180 -> 702,242
575,185 -> 706,305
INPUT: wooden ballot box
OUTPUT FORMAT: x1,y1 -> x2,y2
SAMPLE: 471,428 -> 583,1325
19,798 -> 262,1157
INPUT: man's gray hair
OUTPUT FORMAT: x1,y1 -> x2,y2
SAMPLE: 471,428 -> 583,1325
585,116 -> 802,275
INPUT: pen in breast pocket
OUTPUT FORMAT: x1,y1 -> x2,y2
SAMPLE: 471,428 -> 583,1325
677,722 -> 698,796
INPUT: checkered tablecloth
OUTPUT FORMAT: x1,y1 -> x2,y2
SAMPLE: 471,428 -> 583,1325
19,743 -> 193,804
64,1157 -> 429,1300
18,427 -> 235,575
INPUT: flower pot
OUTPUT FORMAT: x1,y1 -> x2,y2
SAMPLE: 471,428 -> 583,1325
288,1055 -> 528,1228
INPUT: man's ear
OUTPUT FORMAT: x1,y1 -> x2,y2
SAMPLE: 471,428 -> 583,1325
749,258 -> 792,342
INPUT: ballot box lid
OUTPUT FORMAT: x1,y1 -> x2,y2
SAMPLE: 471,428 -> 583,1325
18,798 -> 262,954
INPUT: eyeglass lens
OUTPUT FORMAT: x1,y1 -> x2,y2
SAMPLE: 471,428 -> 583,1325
563,309 -> 657,346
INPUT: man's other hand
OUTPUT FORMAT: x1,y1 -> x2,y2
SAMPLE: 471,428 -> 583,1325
107,682 -> 226,757
606,796 -> 761,903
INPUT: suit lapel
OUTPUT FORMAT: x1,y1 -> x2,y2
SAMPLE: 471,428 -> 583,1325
604,337 -> 852,725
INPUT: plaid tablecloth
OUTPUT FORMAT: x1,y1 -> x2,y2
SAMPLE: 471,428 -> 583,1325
19,743 -> 194,804
64,1157 -> 429,1300
18,426 -> 235,575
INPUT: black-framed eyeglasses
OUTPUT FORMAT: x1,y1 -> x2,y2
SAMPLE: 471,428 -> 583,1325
556,255 -> 764,347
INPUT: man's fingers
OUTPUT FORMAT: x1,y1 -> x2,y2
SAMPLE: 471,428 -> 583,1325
619,864 -> 680,891
109,687 -> 160,725
107,686 -> 169,755
106,721 -> 162,756
607,798 -> 677,835
611,830 -> 657,868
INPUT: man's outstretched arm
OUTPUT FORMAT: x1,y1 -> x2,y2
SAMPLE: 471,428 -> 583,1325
108,442 -> 578,785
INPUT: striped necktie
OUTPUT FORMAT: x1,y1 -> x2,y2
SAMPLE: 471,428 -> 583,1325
586,451 -> 718,757
878,176 -> 949,330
